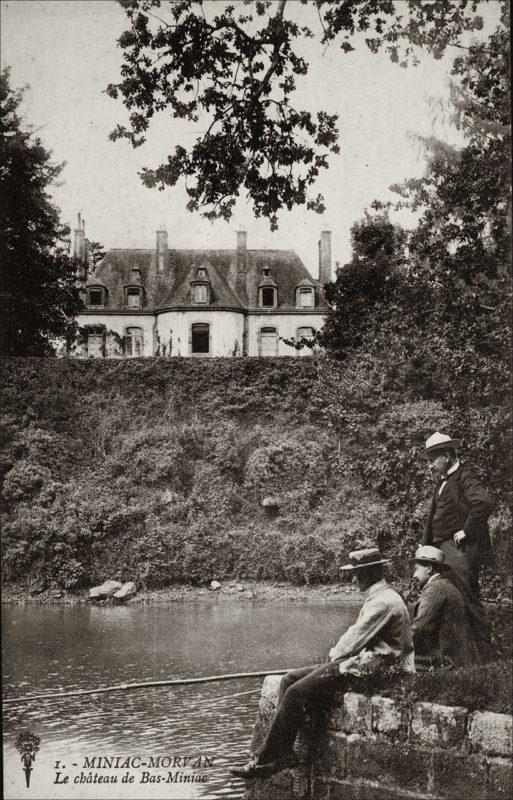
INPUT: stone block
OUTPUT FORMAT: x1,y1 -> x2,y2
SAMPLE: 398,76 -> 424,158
469,711 -> 512,757
372,695 -> 408,740
250,674 -> 281,753
356,782 -> 427,800
341,692 -> 372,736
431,750 -> 488,799
312,732 -> 348,779
245,768 -> 295,800
488,757 -> 513,798
346,738 -> 429,792
410,702 -> 467,748
327,691 -> 344,731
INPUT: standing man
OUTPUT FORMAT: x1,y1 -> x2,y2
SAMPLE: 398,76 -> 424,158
230,547 -> 414,780
411,545 -> 472,670
421,432 -> 494,661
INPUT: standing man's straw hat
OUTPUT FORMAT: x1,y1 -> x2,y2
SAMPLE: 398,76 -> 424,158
422,432 -> 460,458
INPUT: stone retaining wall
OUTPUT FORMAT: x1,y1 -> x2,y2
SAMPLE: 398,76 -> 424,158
245,675 -> 512,800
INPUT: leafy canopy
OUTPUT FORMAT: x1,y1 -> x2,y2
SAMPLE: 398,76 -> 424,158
321,4 -> 511,413
0,69 -> 83,356
107,0 -> 484,228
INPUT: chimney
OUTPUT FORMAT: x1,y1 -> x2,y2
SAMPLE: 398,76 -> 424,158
318,230 -> 331,285
156,225 -> 168,273
73,212 -> 85,260
236,230 -> 248,272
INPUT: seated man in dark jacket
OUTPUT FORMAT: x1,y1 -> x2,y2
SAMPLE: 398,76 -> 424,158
411,545 -> 472,670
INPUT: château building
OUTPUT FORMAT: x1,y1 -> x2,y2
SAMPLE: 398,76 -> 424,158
73,215 -> 331,358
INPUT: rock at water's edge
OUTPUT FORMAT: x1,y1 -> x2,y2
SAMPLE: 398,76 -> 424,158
113,581 -> 137,601
88,580 -> 122,599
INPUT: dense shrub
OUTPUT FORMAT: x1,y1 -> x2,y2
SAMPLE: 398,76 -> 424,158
0,358 -> 510,607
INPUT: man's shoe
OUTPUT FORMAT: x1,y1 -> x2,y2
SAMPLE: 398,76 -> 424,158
229,753 -> 299,780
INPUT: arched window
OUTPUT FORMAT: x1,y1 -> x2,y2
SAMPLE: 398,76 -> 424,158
191,323 -> 210,354
87,332 -> 103,358
125,327 -> 143,357
297,326 -> 315,340
259,327 -> 278,356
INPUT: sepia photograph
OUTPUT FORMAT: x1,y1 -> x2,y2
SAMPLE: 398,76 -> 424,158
1,1 -> 511,799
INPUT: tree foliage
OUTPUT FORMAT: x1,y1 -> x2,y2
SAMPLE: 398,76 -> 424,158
0,69 -> 82,356
319,211 -> 406,354
321,5 -> 511,411
107,0 -> 484,228
87,241 -> 106,272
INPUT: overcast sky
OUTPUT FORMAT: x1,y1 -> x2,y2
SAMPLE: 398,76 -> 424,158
1,0 -> 502,276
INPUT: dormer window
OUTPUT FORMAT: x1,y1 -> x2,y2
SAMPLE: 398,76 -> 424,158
258,271 -> 277,308
191,267 -> 211,305
299,287 -> 314,308
194,284 -> 208,304
125,286 -> 143,308
89,290 -> 102,307
87,286 -> 107,308
261,287 -> 275,307
295,281 -> 315,308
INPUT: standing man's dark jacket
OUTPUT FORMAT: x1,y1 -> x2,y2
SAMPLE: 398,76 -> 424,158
423,465 -> 494,570
412,574 -> 472,668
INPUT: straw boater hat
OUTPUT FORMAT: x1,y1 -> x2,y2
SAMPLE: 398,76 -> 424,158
340,547 -> 391,572
410,545 -> 451,571
422,432 -> 461,458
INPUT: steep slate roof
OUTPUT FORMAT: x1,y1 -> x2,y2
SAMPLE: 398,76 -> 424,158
87,244 -> 329,311
160,259 -> 244,309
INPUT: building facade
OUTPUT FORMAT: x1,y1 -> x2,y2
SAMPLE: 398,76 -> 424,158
73,218 -> 331,358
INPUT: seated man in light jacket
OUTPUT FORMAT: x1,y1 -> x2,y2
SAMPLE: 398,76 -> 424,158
411,545 -> 472,670
230,547 -> 414,780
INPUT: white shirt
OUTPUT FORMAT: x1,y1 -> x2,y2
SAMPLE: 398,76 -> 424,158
438,460 -> 460,496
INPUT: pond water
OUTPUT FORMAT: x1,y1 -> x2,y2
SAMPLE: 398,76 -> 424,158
2,598 -> 360,800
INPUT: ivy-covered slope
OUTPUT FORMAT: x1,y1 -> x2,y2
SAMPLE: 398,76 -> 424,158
0,357 -> 510,601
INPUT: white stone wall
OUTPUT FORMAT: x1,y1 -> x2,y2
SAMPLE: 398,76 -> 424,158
246,313 -> 326,356
74,310 -> 326,358
75,313 -> 156,357
156,310 -> 244,357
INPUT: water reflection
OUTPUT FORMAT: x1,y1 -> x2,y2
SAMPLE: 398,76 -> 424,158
3,600 -> 359,799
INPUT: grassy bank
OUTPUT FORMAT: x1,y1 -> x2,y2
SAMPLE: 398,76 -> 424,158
1,357 -> 511,608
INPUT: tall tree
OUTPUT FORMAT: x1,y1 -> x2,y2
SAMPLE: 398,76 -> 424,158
320,211 -> 407,355
0,69 -> 82,356
321,4 -> 511,411
107,0 -> 484,228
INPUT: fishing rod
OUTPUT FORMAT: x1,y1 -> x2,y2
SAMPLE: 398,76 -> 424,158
3,669 -> 290,706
